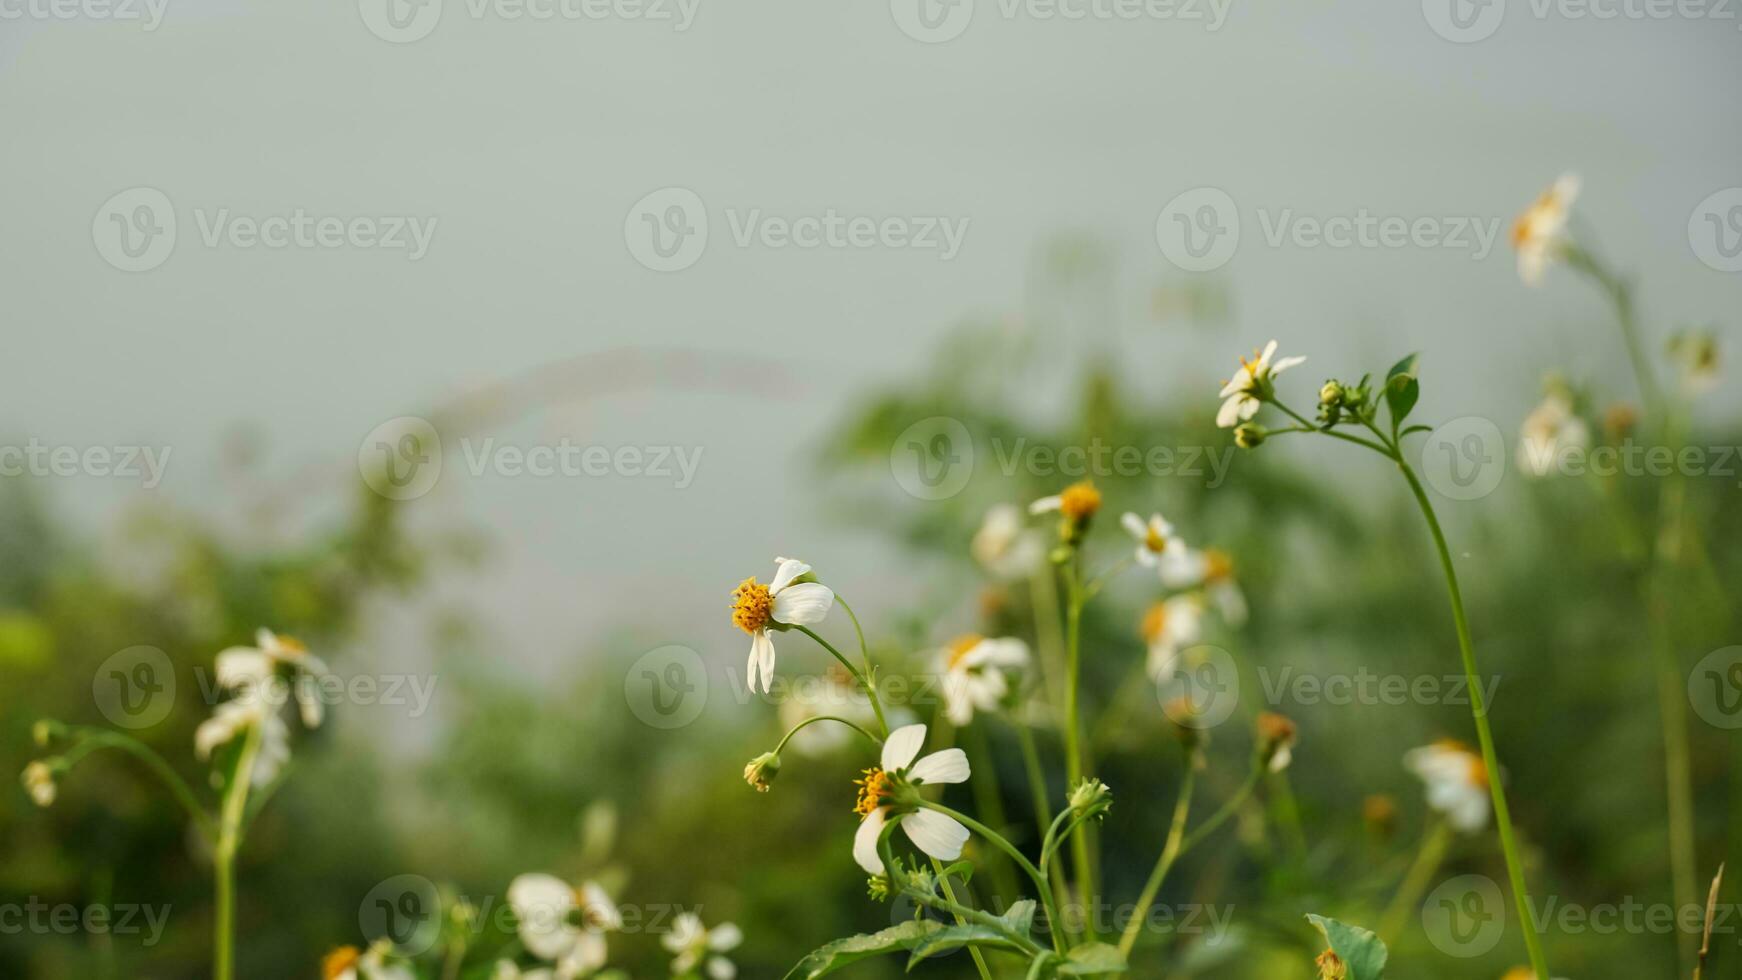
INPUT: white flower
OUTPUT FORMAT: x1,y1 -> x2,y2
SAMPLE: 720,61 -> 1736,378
216,628 -> 331,729
1517,394 -> 1589,478
1120,512 -> 1196,581
323,941 -> 416,980
507,874 -> 621,979
662,912 -> 743,980
778,666 -> 875,757
937,635 -> 1030,726
194,699 -> 291,788
1405,741 -> 1490,834
851,724 -> 972,875
1512,173 -> 1580,286
21,761 -> 56,807
971,504 -> 1045,580
731,558 -> 835,694
1217,340 -> 1307,428
1141,596 -> 1204,682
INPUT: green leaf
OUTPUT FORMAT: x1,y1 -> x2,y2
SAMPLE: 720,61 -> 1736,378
1305,914 -> 1388,980
1000,899 -> 1038,935
904,923 -> 1022,969
784,920 -> 946,980
1383,354 -> 1420,427
1056,942 -> 1128,975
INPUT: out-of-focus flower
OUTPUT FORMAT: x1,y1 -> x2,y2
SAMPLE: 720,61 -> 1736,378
1498,967 -> 1571,980
731,557 -> 835,694
1141,595 -> 1204,682
1256,712 -> 1298,773
21,760 -> 56,807
938,634 -> 1029,726
1363,794 -> 1398,839
1120,512 -> 1196,583
1512,173 -> 1580,285
1218,340 -> 1306,428
506,873 -> 621,977
663,912 -> 743,980
323,941 -> 416,980
1517,393 -> 1589,478
852,724 -> 972,875
1669,329 -> 1720,394
1405,740 -> 1490,833
194,699 -> 290,788
216,628 -> 330,729
971,504 -> 1045,580
1031,481 -> 1102,548
777,665 -> 874,757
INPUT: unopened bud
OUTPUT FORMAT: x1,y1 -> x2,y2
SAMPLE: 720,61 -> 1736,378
1319,380 -> 1345,408
1234,423 -> 1267,449
743,751 -> 781,793
1067,778 -> 1113,821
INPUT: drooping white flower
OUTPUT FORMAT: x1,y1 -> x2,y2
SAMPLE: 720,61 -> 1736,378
1517,394 -> 1589,478
971,504 -> 1045,580
194,699 -> 291,788
851,724 -> 972,875
506,874 -> 621,978
1512,173 -> 1580,286
1141,595 -> 1204,682
214,628 -> 332,730
1405,741 -> 1490,834
1217,341 -> 1306,428
937,635 -> 1030,726
731,558 -> 835,694
662,912 -> 743,980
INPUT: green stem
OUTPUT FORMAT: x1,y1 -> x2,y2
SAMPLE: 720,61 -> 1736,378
1178,761 -> 1261,856
922,801 -> 1066,954
1016,724 -> 1075,924
964,724 -> 1022,904
1396,458 -> 1552,979
793,622 -> 889,738
57,728 -> 215,841
1117,756 -> 1197,957
213,723 -> 262,980
772,714 -> 882,755
1378,821 -> 1452,945
932,857 -> 996,980
1060,557 -> 1097,941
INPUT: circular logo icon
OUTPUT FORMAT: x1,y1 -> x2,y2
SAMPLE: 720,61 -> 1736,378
1156,188 -> 1239,272
1419,416 -> 1506,501
358,0 -> 443,42
1689,645 -> 1742,729
359,874 -> 442,955
890,0 -> 974,42
93,187 -> 176,273
1421,0 -> 1504,42
1688,188 -> 1742,273
1421,874 -> 1505,957
625,187 -> 708,272
890,417 -> 974,501
358,416 -> 443,501
1156,644 -> 1239,730
93,646 -> 176,729
625,645 -> 708,729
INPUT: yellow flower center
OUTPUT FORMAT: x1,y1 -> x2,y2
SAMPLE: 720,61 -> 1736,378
1058,481 -> 1101,521
276,634 -> 307,654
946,634 -> 984,670
1204,548 -> 1234,583
854,767 -> 893,816
322,947 -> 362,980
1140,602 -> 1169,644
731,577 -> 774,634
1143,525 -> 1170,553
1432,738 -> 1488,788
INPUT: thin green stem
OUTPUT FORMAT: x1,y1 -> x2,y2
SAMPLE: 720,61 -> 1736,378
1271,401 -> 1392,455
1016,724 -> 1075,923
772,714 -> 882,755
1117,755 -> 1197,957
963,724 -> 1022,903
922,801 -> 1066,954
1378,821 -> 1452,945
932,857 -> 996,980
57,728 -> 215,841
1059,557 -> 1097,941
1396,458 -> 1552,979
213,723 -> 262,980
793,623 -> 889,738
1178,762 -> 1261,856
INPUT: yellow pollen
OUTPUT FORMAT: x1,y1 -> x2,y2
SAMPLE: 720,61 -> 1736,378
854,767 -> 892,816
946,634 -> 984,669
1203,548 -> 1234,583
322,947 -> 362,980
730,577 -> 774,634
1140,602 -> 1168,643
1057,481 -> 1101,522
1143,525 -> 1169,553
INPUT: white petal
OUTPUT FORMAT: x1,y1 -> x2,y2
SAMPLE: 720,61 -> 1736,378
771,582 -> 834,626
1120,512 -> 1147,539
1215,395 -> 1246,429
881,724 -> 928,772
508,874 -> 579,961
708,923 -> 743,952
908,748 -> 971,785
295,679 -> 325,730
1218,366 -> 1252,398
853,808 -> 888,874
706,955 -> 737,980
557,932 -> 607,978
1259,339 -> 1278,365
215,649 -> 272,690
747,631 -> 775,694
1028,495 -> 1061,515
1272,355 -> 1306,375
768,558 -> 811,594
901,809 -> 969,862
579,881 -> 621,931
980,638 -> 1029,669
662,912 -> 701,953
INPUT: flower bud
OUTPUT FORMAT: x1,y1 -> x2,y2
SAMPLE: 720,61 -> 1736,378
32,719 -> 63,748
21,760 -> 57,808
1315,950 -> 1346,980
1067,778 -> 1113,822
1234,423 -> 1267,449
743,751 -> 781,793
1256,711 -> 1297,773
1319,380 -> 1345,408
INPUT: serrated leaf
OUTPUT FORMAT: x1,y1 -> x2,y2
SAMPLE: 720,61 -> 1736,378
904,923 -> 1022,970
784,920 -> 946,980
1055,942 -> 1127,975
1305,914 -> 1388,980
